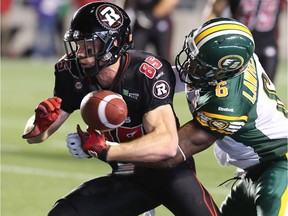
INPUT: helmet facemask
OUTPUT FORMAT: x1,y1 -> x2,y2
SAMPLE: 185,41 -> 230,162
175,29 -> 219,89
64,29 -> 125,77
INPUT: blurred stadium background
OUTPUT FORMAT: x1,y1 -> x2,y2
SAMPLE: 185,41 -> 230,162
1,0 -> 287,215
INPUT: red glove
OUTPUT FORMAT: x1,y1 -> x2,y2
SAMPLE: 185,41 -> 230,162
22,97 -> 61,139
76,124 -> 109,161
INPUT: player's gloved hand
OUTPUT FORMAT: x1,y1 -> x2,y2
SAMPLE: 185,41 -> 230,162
76,124 -> 109,161
66,132 -> 90,158
22,97 -> 61,139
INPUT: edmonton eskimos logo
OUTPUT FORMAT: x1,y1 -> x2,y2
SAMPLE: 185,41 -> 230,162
218,55 -> 244,71
96,4 -> 123,30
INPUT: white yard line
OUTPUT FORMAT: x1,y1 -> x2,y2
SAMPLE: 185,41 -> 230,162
1,164 -> 96,180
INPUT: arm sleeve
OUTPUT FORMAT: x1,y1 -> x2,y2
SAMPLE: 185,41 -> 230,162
53,62 -> 87,113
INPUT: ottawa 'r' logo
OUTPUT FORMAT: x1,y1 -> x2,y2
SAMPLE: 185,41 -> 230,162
96,4 -> 123,30
153,80 -> 170,99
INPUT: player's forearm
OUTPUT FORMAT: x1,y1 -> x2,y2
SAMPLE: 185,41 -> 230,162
24,110 -> 70,144
106,131 -> 178,162
178,121 -> 216,156
106,105 -> 179,162
25,131 -> 49,144
133,146 -> 186,168
23,115 -> 45,143
141,121 -> 216,168
24,118 -> 58,144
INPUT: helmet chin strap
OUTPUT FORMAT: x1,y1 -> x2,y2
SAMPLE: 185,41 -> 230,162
101,52 -> 113,61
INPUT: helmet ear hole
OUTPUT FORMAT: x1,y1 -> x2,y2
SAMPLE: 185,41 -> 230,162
216,38 -> 225,44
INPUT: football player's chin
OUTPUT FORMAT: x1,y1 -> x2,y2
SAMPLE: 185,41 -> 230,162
81,64 -> 93,70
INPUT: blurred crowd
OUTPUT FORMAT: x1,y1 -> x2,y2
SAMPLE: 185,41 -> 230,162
1,0 -> 68,58
1,0 -> 286,82
1,0 -> 126,58
0,0 -> 188,60
2,0 -> 119,59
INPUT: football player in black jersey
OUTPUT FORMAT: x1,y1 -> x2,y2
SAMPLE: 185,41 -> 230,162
124,0 -> 179,62
22,2 -> 220,216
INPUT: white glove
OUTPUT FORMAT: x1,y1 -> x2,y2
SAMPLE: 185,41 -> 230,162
66,132 -> 90,158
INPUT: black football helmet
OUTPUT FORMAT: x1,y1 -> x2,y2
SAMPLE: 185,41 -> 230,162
175,17 -> 255,89
64,2 -> 133,77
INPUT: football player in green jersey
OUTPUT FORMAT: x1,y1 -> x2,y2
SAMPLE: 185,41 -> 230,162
172,17 -> 288,216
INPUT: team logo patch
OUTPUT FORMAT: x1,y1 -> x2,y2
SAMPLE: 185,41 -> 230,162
218,55 -> 244,71
75,81 -> 82,90
96,4 -> 123,30
208,120 -> 229,130
122,89 -> 140,101
74,80 -> 83,91
153,80 -> 170,99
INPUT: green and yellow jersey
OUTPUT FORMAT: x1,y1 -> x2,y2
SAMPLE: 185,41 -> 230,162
186,54 -> 288,169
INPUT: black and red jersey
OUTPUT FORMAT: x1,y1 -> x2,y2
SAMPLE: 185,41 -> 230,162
53,49 -> 178,143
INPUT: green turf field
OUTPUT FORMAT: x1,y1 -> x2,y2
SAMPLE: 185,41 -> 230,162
1,58 -> 287,216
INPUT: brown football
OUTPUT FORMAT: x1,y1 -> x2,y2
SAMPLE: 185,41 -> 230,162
80,90 -> 128,131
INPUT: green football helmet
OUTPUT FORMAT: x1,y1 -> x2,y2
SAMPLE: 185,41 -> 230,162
175,17 -> 255,88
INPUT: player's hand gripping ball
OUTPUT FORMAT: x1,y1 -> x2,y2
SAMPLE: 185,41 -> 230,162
80,90 -> 128,132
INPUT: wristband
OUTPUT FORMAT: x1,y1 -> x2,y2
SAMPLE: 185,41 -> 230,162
177,145 -> 186,161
